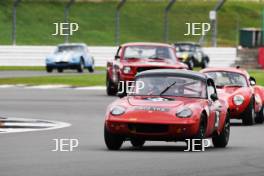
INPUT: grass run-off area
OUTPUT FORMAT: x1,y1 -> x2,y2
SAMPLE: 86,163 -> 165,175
0,66 -> 106,71
0,69 -> 263,87
0,0 -> 263,46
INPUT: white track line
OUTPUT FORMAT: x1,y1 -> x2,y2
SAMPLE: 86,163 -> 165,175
0,84 -> 106,90
0,117 -> 71,134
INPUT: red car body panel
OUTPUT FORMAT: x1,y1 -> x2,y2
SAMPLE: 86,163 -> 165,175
201,67 -> 264,119
106,42 -> 188,84
105,94 -> 228,141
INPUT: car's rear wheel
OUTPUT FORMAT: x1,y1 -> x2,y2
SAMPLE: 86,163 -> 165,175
46,67 -> 52,73
106,74 -> 117,96
57,68 -> 63,73
104,125 -> 123,150
88,57 -> 95,73
88,66 -> 94,73
255,106 -> 264,124
130,138 -> 145,148
242,98 -> 255,126
212,112 -> 230,148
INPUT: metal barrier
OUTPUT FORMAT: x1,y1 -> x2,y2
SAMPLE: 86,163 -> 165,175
0,46 -> 236,67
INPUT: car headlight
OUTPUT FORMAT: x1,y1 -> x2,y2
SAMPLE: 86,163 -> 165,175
111,106 -> 126,116
233,95 -> 244,106
123,66 -> 131,74
176,108 -> 193,118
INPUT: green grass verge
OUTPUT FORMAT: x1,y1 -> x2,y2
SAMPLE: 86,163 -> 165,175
0,66 -> 106,71
0,0 -> 263,46
0,74 -> 105,87
0,69 -> 262,87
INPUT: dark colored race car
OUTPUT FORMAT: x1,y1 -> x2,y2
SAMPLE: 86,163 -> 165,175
45,43 -> 95,73
106,42 -> 188,96
104,69 -> 230,150
174,42 -> 210,70
201,67 -> 264,125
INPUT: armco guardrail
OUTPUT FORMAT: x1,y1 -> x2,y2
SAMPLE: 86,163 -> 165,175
0,46 -> 236,67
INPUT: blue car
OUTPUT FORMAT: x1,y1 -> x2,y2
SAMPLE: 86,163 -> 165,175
45,43 -> 95,73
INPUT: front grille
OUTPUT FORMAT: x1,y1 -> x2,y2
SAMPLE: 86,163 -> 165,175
128,123 -> 168,133
137,67 -> 163,73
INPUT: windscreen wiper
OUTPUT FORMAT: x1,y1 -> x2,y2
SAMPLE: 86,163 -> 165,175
159,81 -> 177,96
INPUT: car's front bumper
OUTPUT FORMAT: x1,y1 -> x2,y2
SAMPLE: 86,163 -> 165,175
105,119 -> 200,141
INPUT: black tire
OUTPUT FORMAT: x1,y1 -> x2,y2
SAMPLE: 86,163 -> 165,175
46,67 -> 52,73
212,112 -> 230,148
130,138 -> 145,148
201,58 -> 209,69
106,74 -> 117,96
187,59 -> 194,70
104,126 -> 123,150
88,57 -> 95,73
77,59 -> 84,73
255,106 -> 264,124
88,67 -> 94,73
189,113 -> 207,150
242,98 -> 255,126
57,68 -> 63,73
196,113 -> 207,139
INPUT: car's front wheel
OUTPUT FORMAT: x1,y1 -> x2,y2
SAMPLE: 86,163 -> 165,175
242,98 -> 255,126
187,59 -> 194,70
130,138 -> 145,148
255,106 -> 264,124
201,58 -> 209,68
106,74 -> 117,96
77,59 -> 84,73
104,125 -> 123,150
212,112 -> 230,148
46,67 -> 52,73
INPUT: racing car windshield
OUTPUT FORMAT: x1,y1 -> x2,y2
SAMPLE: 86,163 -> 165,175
56,45 -> 84,53
132,76 -> 207,98
205,71 -> 248,87
124,46 -> 176,60
175,44 -> 195,52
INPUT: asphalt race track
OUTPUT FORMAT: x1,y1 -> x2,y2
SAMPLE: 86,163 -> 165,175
0,88 -> 264,176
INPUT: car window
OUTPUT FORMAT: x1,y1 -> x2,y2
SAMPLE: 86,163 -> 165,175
124,46 -> 176,60
205,71 -> 248,87
56,45 -> 84,53
132,76 -> 206,98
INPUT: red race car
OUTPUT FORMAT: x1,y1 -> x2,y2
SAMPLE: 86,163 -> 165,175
106,42 -> 188,96
104,69 -> 230,150
201,67 -> 264,125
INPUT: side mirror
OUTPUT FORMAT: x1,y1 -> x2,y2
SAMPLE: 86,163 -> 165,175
115,55 -> 120,60
210,93 -> 218,101
249,76 -> 256,86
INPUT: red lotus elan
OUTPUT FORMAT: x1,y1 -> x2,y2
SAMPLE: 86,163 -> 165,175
106,42 -> 188,96
104,69 -> 230,150
201,67 -> 264,125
